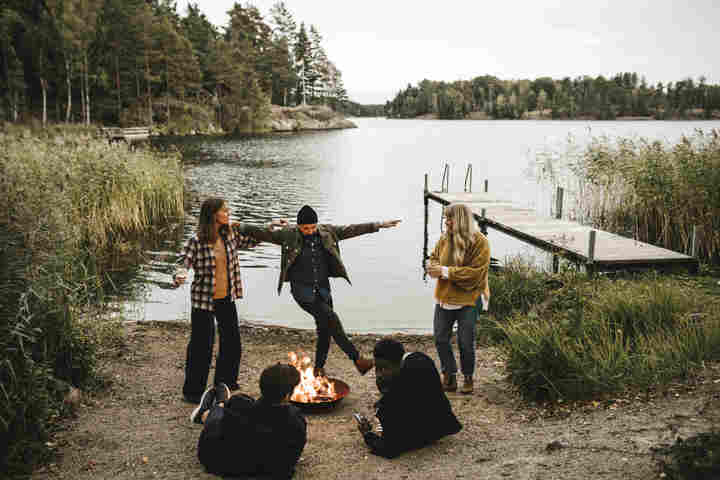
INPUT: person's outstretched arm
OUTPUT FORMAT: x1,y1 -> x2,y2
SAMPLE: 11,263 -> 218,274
331,219 -> 401,241
231,221 -> 289,246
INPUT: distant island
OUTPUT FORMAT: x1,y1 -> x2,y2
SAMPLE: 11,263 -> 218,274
386,74 -> 720,120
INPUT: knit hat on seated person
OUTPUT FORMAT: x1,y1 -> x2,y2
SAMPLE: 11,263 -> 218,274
297,205 -> 318,224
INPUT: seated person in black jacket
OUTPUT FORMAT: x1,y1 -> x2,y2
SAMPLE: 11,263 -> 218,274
193,364 -> 307,479
356,338 -> 462,458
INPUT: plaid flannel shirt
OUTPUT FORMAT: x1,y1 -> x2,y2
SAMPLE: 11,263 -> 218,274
177,224 -> 258,312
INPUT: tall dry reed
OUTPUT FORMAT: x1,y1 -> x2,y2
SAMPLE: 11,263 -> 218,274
0,124 -> 183,477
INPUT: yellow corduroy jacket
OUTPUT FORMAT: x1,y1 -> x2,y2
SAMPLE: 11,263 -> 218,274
430,231 -> 490,306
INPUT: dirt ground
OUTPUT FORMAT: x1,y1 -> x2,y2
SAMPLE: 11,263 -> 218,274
32,321 -> 720,480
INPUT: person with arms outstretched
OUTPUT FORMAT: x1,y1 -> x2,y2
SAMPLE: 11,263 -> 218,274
235,205 -> 401,376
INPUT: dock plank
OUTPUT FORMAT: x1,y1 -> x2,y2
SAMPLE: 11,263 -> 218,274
426,190 -> 697,270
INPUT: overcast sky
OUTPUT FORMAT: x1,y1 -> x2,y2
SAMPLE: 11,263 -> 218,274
176,0 -> 720,105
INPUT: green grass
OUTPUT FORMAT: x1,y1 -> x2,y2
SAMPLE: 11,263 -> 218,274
498,272 -> 720,401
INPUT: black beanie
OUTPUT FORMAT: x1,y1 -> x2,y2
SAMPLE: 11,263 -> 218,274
296,205 -> 318,224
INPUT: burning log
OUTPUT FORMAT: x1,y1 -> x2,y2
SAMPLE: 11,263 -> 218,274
287,352 -> 338,403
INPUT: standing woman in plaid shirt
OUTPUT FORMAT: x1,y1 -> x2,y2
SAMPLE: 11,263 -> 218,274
174,197 -> 257,404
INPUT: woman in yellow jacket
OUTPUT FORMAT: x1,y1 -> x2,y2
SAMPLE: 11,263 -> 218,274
426,203 -> 490,394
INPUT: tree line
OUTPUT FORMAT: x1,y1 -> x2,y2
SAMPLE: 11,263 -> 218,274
0,0 -> 349,131
387,74 -> 720,120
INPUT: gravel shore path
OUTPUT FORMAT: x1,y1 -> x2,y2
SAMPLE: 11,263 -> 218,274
32,321 -> 720,480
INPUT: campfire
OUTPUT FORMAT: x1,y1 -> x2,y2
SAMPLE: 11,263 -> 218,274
287,352 -> 347,405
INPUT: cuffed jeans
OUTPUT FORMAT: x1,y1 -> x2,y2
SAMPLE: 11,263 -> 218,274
183,296 -> 241,399
433,304 -> 477,377
292,290 -> 359,369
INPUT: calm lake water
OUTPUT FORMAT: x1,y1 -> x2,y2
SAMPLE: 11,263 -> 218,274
123,118 -> 720,333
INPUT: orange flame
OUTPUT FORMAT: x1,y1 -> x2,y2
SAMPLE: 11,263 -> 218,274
288,352 -> 337,403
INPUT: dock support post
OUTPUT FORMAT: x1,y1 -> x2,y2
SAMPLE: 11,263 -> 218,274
480,208 -> 488,235
556,187 -> 564,219
441,164 -> 450,193
423,174 -> 429,280
464,164 -> 473,192
587,230 -> 596,276
690,225 -> 697,257
552,254 -> 559,273
484,179 -> 488,193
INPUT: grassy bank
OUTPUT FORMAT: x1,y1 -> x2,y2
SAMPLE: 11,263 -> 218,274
0,123 -> 183,477
484,261 -> 720,402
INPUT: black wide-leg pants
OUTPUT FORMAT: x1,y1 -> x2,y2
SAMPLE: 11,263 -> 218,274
183,296 -> 241,398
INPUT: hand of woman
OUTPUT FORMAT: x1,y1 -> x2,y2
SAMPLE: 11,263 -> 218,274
379,219 -> 401,229
426,264 -> 443,279
173,268 -> 188,287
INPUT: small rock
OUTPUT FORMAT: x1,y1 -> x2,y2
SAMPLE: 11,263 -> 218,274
63,387 -> 82,409
546,439 -> 570,451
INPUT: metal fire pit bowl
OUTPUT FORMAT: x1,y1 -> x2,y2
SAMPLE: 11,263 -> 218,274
290,378 -> 350,411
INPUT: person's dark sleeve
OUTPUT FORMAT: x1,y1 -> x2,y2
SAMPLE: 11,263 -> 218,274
362,430 -> 406,459
330,222 -> 380,241
232,222 -> 287,246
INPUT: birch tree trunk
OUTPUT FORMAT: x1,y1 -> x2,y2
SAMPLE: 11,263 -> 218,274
116,54 -> 121,121
84,52 -> 90,125
80,68 -> 86,124
40,77 -> 47,126
65,56 -> 72,122
12,90 -> 19,121
146,53 -> 152,125
165,58 -> 170,123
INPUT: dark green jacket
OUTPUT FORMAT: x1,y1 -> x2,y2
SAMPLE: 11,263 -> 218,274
234,222 -> 380,294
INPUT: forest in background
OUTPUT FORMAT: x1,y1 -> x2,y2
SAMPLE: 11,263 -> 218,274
0,0 -> 355,132
387,74 -> 720,120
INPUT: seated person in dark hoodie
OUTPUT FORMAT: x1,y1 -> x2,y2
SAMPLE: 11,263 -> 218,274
356,338 -> 462,458
193,363 -> 306,479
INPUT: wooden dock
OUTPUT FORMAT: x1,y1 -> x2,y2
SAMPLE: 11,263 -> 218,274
101,126 -> 151,144
424,188 -> 699,273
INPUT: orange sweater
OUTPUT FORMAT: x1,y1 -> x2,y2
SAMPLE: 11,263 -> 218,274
430,231 -> 490,306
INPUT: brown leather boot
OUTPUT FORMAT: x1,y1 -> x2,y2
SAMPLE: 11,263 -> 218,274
460,375 -> 474,394
443,373 -> 457,392
354,357 -> 374,375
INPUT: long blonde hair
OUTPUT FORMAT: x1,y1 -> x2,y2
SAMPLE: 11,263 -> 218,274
444,203 -> 478,265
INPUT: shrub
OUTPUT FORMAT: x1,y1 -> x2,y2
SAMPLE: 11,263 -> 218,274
500,274 -> 720,401
479,257 -> 563,344
655,431 -> 720,480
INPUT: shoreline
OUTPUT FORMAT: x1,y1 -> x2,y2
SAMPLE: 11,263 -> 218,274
384,115 -> 719,121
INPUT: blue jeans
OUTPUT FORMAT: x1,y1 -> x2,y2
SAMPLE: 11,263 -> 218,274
433,304 -> 477,377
